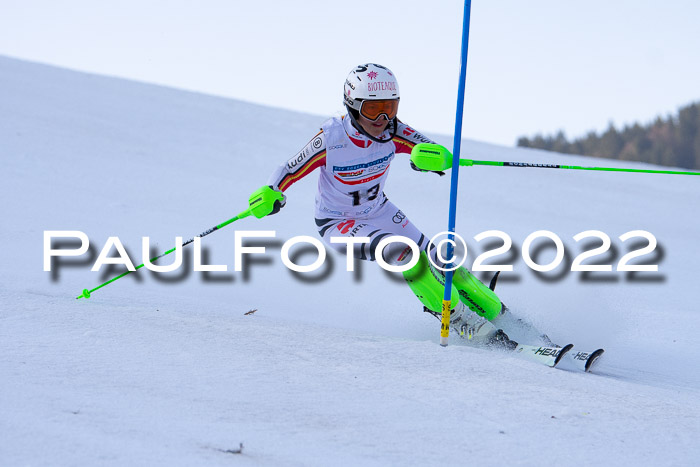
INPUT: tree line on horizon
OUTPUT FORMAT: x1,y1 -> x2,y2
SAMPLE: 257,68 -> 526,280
516,101 -> 700,170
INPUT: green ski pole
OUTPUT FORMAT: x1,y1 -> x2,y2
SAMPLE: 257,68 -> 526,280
75,208 -> 250,299
411,143 -> 700,177
458,159 -> 700,176
76,185 -> 284,299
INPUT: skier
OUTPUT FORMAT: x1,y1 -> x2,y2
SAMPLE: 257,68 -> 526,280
249,63 -> 514,348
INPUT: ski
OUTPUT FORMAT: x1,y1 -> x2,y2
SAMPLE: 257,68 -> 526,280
423,307 -> 575,369
492,308 -> 606,373
567,348 -> 605,372
513,343 -> 574,368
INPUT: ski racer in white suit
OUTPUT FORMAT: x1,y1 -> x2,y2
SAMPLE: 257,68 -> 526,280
254,63 -> 513,348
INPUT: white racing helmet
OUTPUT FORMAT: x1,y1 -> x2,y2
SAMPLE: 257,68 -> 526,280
344,63 -> 400,142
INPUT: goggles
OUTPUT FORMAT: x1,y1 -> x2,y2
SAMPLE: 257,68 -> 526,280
359,99 -> 399,121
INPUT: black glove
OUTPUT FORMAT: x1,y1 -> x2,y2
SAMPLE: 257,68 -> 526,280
268,186 -> 286,215
410,160 -> 445,176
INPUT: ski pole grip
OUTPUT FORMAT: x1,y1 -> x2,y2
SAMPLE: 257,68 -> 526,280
410,143 -> 454,171
248,186 -> 285,219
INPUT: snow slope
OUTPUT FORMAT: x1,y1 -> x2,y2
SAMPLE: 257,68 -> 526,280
1,56 -> 699,466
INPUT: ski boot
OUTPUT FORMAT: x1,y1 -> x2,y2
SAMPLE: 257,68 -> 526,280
423,302 -> 518,350
448,301 -> 518,350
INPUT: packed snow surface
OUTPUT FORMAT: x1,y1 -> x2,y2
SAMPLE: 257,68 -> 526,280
1,56 -> 699,466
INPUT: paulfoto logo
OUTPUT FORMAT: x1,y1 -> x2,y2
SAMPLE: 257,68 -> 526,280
44,228 -> 660,277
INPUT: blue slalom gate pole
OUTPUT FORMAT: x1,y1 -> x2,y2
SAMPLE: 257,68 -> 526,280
440,0 -> 472,346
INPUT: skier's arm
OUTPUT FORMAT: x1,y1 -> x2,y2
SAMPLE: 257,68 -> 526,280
392,120 -> 437,154
267,131 -> 327,192
249,131 -> 327,217
392,121 -> 445,176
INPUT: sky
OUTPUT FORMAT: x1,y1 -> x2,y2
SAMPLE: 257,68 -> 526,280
1,0 -> 699,147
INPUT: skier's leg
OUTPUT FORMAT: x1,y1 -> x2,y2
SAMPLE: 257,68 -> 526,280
316,202 -> 513,347
452,266 -> 504,321
401,250 -> 459,312
316,201 -> 458,312
400,250 -> 506,343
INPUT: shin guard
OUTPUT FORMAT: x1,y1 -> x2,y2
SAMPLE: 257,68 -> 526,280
452,266 -> 502,321
402,251 -> 459,313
